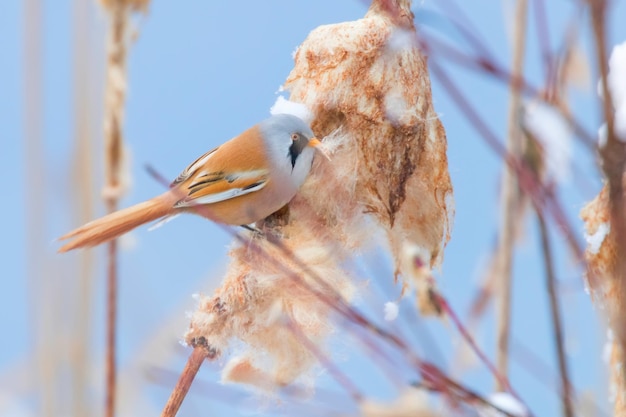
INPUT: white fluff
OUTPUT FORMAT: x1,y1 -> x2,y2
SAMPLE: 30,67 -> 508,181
478,392 -> 528,417
385,28 -> 417,52
384,88 -> 409,123
384,301 -> 399,321
270,96 -> 313,124
603,328 -> 614,364
585,222 -> 610,255
598,41 -> 626,141
598,124 -> 608,147
523,101 -> 572,183
401,243 -> 431,282
607,42 -> 626,110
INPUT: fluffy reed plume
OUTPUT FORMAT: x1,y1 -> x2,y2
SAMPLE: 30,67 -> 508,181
184,0 -> 453,391
580,40 -> 626,415
284,0 -> 453,311
581,181 -> 626,414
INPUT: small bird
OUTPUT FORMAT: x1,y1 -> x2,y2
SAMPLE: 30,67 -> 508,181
58,113 -> 323,252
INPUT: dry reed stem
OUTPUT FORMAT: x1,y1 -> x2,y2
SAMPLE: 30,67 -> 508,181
160,346 -> 213,417
495,0 -> 528,389
429,54 -> 585,268
421,31 -> 597,150
528,18 -> 580,415
184,0 -> 453,394
103,8 -> 124,415
99,1 -> 148,416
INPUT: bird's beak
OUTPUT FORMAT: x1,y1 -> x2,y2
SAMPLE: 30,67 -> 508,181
307,137 -> 322,148
308,137 -> 331,161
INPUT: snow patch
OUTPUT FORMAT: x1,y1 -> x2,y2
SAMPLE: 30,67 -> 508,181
522,101 -> 572,183
478,392 -> 528,417
585,222 -> 610,255
607,42 -> 626,110
384,301 -> 399,321
270,96 -> 313,124
598,124 -> 608,147
598,41 -> 626,142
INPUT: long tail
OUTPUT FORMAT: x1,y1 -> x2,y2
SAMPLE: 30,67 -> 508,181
58,193 -> 175,252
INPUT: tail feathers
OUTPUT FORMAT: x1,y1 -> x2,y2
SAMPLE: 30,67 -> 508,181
58,194 -> 174,252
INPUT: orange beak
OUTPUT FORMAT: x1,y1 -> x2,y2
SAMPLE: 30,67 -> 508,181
307,137 -> 331,161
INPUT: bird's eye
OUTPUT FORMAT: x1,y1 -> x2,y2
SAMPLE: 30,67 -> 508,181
291,133 -> 299,141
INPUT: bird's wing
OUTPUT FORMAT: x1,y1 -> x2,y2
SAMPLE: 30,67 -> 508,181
173,169 -> 270,208
170,147 -> 220,186
170,125 -> 272,207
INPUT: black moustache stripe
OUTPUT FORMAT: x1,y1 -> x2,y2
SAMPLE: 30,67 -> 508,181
289,135 -> 308,168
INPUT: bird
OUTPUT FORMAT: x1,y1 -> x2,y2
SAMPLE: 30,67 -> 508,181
58,113 -> 324,252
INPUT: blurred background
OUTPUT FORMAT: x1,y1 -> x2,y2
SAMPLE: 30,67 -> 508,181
2,0 -> 626,415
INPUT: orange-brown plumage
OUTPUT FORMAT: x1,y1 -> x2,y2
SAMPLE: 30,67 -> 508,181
58,115 -> 321,252
58,193 -> 176,252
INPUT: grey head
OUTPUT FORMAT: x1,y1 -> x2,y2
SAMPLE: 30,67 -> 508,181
258,113 -> 318,189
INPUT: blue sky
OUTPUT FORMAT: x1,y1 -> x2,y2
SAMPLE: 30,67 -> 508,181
2,1 -> 626,415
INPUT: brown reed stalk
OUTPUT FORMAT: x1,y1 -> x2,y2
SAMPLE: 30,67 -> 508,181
102,8 -> 125,416
160,346 -> 213,417
495,0 -> 528,389
536,208 -> 574,417
588,0 -> 626,289
98,1 -> 148,416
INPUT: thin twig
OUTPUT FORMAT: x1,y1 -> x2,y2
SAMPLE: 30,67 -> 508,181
417,33 -> 597,149
284,319 -> 363,402
144,188 -> 530,413
495,0 -> 528,389
436,296 -> 517,398
236,229 -> 534,414
160,347 -> 209,417
536,207 -> 574,417
428,59 -> 585,265
414,373 -> 519,417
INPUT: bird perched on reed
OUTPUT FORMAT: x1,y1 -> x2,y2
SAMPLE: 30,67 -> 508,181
58,114 -> 323,252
